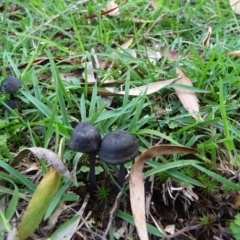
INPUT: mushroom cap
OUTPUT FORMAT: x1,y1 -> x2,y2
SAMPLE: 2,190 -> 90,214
1,76 -> 22,94
3,99 -> 18,110
69,122 -> 101,153
98,130 -> 139,165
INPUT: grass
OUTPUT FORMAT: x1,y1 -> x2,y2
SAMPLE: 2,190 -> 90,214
1,0 -> 240,239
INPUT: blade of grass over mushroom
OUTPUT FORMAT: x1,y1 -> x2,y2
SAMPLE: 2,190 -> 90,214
18,167 -> 61,240
129,145 -> 197,240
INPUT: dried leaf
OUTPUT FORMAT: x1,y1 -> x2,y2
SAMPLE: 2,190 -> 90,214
146,47 -> 161,64
227,50 -> 240,58
105,0 -> 120,16
129,145 -> 197,240
165,225 -> 175,234
83,62 -> 96,83
230,0 -> 240,14
146,0 -> 158,10
160,47 -> 179,61
121,38 -> 134,49
86,0 -> 127,19
202,26 -> 212,48
175,68 -> 200,119
11,147 -> 74,183
130,18 -> 151,23
114,78 -> 178,96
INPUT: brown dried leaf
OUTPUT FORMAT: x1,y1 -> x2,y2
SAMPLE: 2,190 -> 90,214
146,0 -> 158,10
160,47 -> 179,61
227,50 -> 240,58
129,145 -> 197,240
86,0 -> 127,19
175,68 -> 200,119
121,38 -> 134,49
103,78 -> 178,96
105,0 -> 120,16
230,0 -> 240,14
202,26 -> 212,48
11,147 -> 74,183
117,78 -> 178,96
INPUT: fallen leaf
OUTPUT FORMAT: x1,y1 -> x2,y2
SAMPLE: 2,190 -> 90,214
202,26 -> 212,48
165,224 -> 175,234
146,0 -> 158,10
86,0 -> 127,19
129,145 -> 197,240
105,0 -> 120,16
18,167 -> 61,240
121,38 -> 134,49
107,78 -> 178,96
227,50 -> 240,58
160,46 -> 179,61
83,62 -> 96,83
175,68 -> 201,120
130,18 -> 152,23
146,47 -> 161,64
11,147 -> 74,183
229,0 -> 240,14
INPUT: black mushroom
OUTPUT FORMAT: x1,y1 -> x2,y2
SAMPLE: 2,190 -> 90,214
98,130 -> 139,191
3,99 -> 18,110
1,76 -> 22,95
69,122 -> 101,195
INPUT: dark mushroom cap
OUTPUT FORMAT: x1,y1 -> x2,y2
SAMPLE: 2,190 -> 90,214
69,122 -> 101,153
1,76 -> 22,94
98,130 -> 139,165
3,99 -> 18,110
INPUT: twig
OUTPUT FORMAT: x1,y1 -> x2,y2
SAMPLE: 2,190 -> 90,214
102,182 -> 127,240
77,211 -> 92,231
162,224 -> 201,239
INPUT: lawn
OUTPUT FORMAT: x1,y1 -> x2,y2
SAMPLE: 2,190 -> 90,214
1,0 -> 240,239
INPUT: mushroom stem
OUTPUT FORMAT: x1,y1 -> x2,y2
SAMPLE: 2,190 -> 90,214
10,94 -> 15,100
116,164 -> 126,191
88,153 -> 97,195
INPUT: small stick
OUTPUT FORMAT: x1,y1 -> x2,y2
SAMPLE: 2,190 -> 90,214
162,224 -> 201,239
102,181 -> 127,240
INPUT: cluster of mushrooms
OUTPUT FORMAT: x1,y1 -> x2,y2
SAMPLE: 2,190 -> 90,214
69,122 -> 139,194
1,76 -> 22,110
